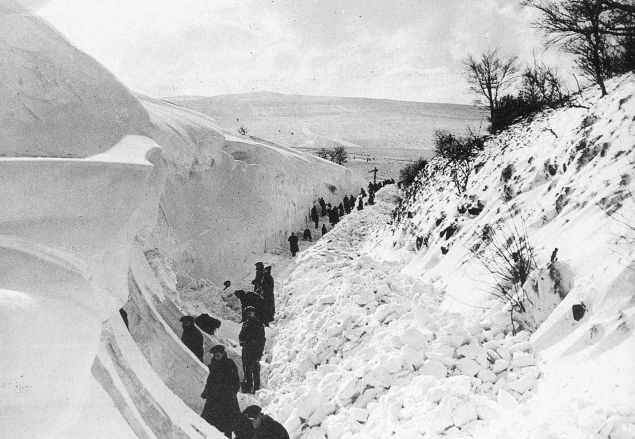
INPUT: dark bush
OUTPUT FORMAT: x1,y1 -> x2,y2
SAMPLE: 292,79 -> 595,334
399,158 -> 429,188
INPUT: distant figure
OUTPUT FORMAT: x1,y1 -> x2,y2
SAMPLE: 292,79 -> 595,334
242,405 -> 290,439
288,232 -> 299,257
357,197 -> 364,211
303,227 -> 312,242
319,198 -> 326,216
252,262 -> 264,294
239,307 -> 266,394
195,313 -> 221,336
360,188 -> 367,197
338,203 -> 344,217
343,195 -> 350,213
223,280 -> 231,291
201,345 -> 241,437
180,316 -> 204,362
119,308 -> 129,330
261,266 -> 275,327
311,205 -> 319,229
322,223 -> 328,235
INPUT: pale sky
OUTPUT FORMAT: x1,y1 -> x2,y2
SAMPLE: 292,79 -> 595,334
33,0 -> 572,104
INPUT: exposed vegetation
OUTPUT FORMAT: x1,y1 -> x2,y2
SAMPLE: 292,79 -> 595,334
434,130 -> 485,194
399,158 -> 429,188
316,146 -> 348,165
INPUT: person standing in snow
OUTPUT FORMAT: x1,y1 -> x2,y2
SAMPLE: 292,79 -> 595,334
357,197 -> 364,211
201,345 -> 241,438
288,232 -> 299,257
261,266 -> 275,326
321,223 -> 328,236
343,195 -> 350,213
311,205 -> 319,229
234,289 -> 265,323
319,197 -> 326,216
239,307 -> 266,394
303,227 -> 312,242
242,405 -> 290,439
180,315 -> 204,362
338,202 -> 344,217
252,262 -> 264,294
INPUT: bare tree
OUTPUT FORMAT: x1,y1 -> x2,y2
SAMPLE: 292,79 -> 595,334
463,49 -> 519,127
525,0 -> 635,96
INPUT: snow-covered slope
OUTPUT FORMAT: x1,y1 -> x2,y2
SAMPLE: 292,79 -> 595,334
169,92 -> 487,151
260,75 -> 635,438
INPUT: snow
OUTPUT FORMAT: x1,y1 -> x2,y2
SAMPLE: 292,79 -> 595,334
1,0 -> 634,437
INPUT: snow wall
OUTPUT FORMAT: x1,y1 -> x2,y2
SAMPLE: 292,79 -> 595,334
0,2 -> 359,437
140,94 -> 364,284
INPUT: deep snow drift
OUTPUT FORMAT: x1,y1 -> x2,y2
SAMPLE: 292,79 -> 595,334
259,74 -> 635,438
140,94 -> 363,284
0,2 -> 359,437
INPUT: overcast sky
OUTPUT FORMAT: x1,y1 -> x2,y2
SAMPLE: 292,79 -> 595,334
34,0 -> 570,104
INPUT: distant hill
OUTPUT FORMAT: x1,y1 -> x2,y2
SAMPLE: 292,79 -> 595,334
167,92 -> 488,152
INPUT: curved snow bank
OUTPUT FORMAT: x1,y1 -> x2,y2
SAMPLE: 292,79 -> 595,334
0,135 -> 165,437
372,74 -> 635,437
0,1 -> 150,158
140,95 -> 364,284
262,188 -> 546,438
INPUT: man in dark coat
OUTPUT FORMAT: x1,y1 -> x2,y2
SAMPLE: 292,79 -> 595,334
319,197 -> 326,216
303,227 -> 312,242
288,232 -> 299,257
343,195 -> 350,213
310,205 -> 319,229
234,289 -> 265,323
357,197 -> 364,210
321,223 -> 328,236
239,307 -> 265,394
242,405 -> 290,439
261,266 -> 275,326
338,203 -> 344,217
201,345 -> 241,438
180,316 -> 204,362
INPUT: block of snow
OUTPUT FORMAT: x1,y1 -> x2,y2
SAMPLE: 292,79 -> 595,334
307,402 -> 337,426
348,407 -> 369,422
455,343 -> 483,360
456,358 -> 481,377
496,389 -> 518,409
511,351 -> 535,368
507,374 -> 537,394
420,359 -> 447,379
477,368 -> 497,383
384,355 -> 405,374
492,359 -> 510,373
297,388 -> 324,419
452,402 -> 478,427
401,326 -> 433,349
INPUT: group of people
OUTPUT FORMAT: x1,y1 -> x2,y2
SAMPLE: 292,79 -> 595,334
200,344 -> 288,438
177,262 -> 286,438
176,180 -> 399,437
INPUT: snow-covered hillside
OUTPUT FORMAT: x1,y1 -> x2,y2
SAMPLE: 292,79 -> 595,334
260,75 -> 635,438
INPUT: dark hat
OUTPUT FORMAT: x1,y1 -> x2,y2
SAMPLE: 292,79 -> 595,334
242,405 -> 262,419
265,266 -> 272,272
223,280 -> 231,287
210,344 -> 225,354
255,262 -> 264,268
245,306 -> 256,313
180,315 -> 195,323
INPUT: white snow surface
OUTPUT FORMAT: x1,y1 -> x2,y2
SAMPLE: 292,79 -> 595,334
261,75 -> 635,438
